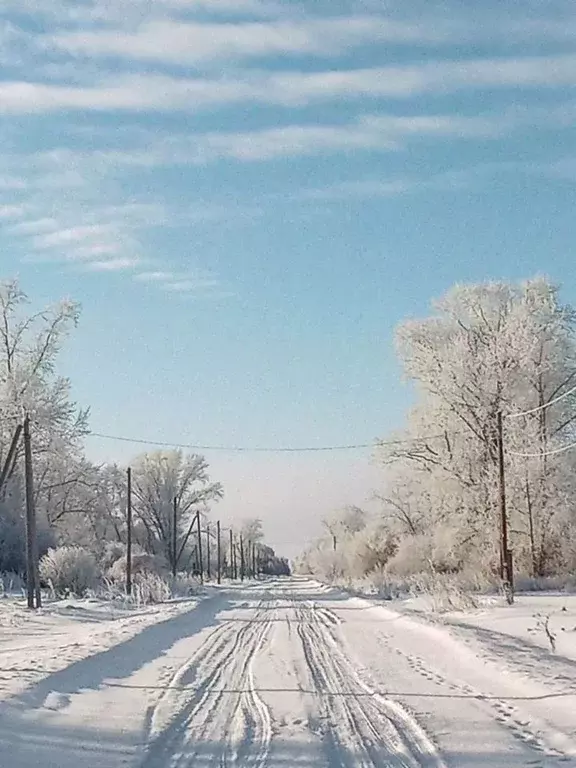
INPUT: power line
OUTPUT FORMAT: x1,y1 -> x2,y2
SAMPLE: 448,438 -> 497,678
506,382 -> 576,420
87,430 -> 454,454
507,439 -> 576,458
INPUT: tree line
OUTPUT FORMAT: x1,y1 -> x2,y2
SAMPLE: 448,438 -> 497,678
297,278 -> 576,590
0,280 -> 288,597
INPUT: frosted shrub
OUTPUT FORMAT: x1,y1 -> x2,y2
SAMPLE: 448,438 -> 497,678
107,552 -> 164,583
387,535 -> 433,577
410,573 -> 479,613
132,572 -> 172,605
172,573 -> 200,596
101,541 -> 127,571
40,546 -> 99,597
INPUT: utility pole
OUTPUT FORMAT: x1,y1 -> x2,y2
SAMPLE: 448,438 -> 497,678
217,521 -> 221,585
206,523 -> 211,581
229,528 -> 233,578
0,424 -> 22,495
196,511 -> 204,584
126,467 -> 133,596
240,534 -> 245,581
172,496 -> 178,579
497,411 -> 514,604
23,416 -> 40,609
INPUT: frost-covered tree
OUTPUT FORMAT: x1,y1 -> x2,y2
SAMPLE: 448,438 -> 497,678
0,280 -> 88,572
131,450 -> 223,572
378,278 -> 576,579
238,517 -> 264,544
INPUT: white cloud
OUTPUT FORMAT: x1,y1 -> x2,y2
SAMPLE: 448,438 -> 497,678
301,162 -> 538,201
265,55 -> 576,104
47,110 -> 534,169
1,0 -> 283,23
71,243 -> 124,259
7,217 -> 58,234
133,270 -> 176,282
196,112 -> 505,161
0,76 -> 255,113
133,269 -> 230,297
84,257 -> 141,271
3,54 -> 576,115
0,204 -> 25,219
32,223 -> 116,249
163,277 -> 221,291
50,17 -> 450,65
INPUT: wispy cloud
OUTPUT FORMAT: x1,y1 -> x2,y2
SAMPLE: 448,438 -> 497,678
133,269 -> 231,298
25,108 -> 550,169
0,204 -> 25,219
1,0 -> 283,23
84,257 -> 141,271
3,0 -> 574,298
32,223 -> 116,249
0,175 -> 28,190
194,112 -> 508,161
6,196 -> 160,274
133,271 -> 176,283
300,161 -> 539,201
3,54 -> 576,115
8,217 -> 58,234
49,17 -> 451,65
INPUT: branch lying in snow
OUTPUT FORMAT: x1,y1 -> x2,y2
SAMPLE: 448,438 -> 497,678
529,612 -> 557,652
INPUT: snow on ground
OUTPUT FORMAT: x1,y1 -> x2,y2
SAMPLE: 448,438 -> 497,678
0,578 -> 575,767
0,593 -> 204,701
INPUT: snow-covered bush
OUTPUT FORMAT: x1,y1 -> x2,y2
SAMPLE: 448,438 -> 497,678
386,535 -> 433,577
132,572 -> 172,605
409,573 -> 480,612
172,573 -> 201,596
40,546 -> 99,597
107,551 -> 165,583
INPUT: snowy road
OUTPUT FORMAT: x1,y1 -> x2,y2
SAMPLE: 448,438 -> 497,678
1,577 -> 576,767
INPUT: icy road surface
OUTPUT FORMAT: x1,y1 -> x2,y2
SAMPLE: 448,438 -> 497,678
1,577 -> 576,767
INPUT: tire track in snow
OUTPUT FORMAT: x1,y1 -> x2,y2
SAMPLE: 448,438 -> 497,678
140,599 -> 275,768
295,601 -> 447,768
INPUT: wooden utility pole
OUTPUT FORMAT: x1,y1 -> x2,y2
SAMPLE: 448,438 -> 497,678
229,528 -> 233,578
217,521 -> 221,585
240,534 -> 245,581
196,510 -> 204,584
172,496 -> 178,578
497,411 -> 514,604
0,424 -> 22,495
126,467 -> 133,596
23,416 -> 40,609
206,523 -> 211,580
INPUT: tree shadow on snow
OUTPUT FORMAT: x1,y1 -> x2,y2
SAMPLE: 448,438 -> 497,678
0,716 -> 546,768
0,584 -> 278,713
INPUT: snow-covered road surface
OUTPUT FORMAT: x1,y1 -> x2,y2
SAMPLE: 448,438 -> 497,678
1,577 -> 575,767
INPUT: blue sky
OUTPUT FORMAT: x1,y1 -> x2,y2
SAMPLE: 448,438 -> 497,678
1,0 -> 575,555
